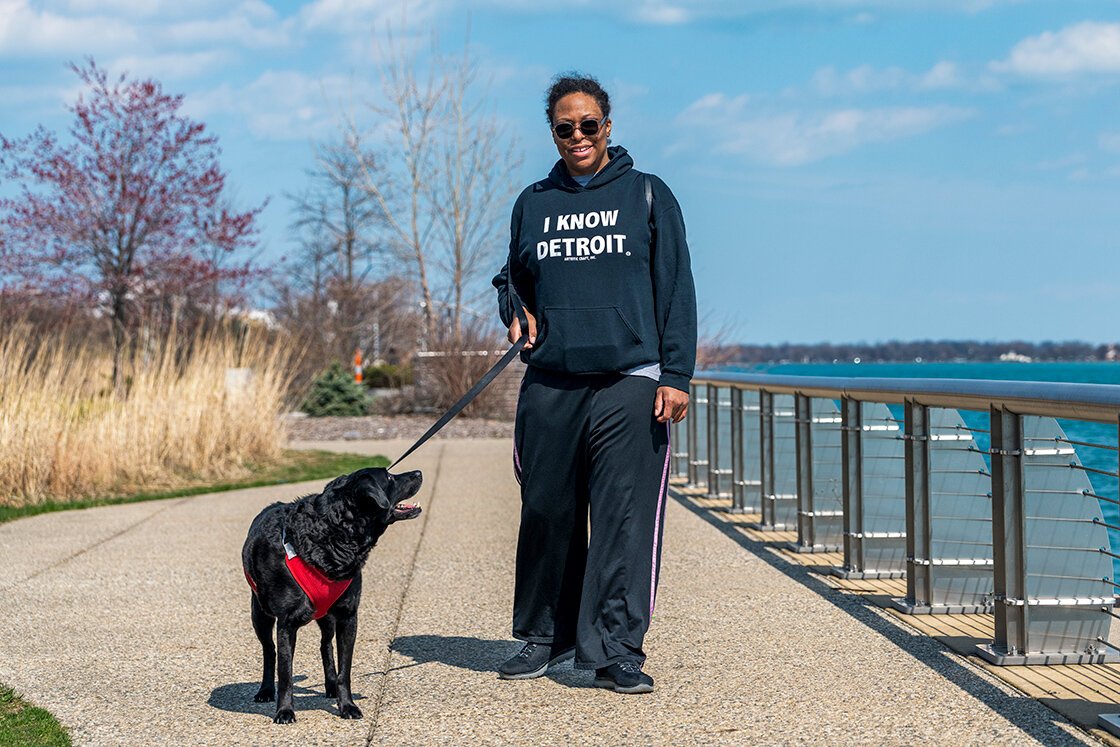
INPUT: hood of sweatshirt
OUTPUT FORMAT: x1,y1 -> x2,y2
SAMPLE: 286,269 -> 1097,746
547,145 -> 633,192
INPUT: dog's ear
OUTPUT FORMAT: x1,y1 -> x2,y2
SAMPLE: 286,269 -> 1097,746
370,488 -> 391,510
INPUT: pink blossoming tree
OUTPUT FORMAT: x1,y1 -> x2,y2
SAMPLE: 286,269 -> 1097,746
0,59 -> 263,387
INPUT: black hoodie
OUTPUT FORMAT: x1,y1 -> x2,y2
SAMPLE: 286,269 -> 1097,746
492,146 -> 697,391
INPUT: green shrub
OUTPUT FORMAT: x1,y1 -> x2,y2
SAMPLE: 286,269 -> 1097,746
363,362 -> 413,389
301,362 -> 371,416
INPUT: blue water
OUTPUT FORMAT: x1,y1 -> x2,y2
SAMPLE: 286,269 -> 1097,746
726,360 -> 1120,559
733,360 -> 1120,386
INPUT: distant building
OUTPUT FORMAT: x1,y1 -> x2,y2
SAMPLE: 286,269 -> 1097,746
999,351 -> 1033,363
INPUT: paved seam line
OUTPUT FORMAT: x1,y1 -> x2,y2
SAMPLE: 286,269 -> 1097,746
364,442 -> 445,746
4,497 -> 191,590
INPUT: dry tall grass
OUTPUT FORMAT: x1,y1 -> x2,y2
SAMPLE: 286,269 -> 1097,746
0,324 -> 293,507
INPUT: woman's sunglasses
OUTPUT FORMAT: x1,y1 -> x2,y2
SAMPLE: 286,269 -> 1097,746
552,116 -> 608,140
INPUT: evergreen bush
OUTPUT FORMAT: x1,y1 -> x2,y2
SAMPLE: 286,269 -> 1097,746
301,362 -> 371,416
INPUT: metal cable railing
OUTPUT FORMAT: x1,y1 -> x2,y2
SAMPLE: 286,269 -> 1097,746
672,371 -> 1120,666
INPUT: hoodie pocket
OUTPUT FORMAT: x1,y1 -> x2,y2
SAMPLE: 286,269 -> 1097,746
534,305 -> 644,373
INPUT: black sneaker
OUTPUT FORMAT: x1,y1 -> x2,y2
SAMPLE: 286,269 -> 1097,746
594,661 -> 654,694
498,642 -> 575,680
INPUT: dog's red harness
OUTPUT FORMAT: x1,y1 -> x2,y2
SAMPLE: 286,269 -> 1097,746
283,539 -> 352,619
243,531 -> 352,620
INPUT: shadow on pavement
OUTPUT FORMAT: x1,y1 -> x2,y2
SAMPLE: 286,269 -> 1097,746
389,634 -> 515,673
208,675 -> 364,718
668,487 -> 1082,745
389,634 -> 597,688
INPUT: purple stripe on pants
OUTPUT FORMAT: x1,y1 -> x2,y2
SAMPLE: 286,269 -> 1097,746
650,424 -> 670,619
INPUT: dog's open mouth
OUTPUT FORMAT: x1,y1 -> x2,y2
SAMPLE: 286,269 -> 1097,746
392,502 -> 422,521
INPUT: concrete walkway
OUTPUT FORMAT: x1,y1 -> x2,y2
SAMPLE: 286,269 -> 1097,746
0,438 -> 1093,746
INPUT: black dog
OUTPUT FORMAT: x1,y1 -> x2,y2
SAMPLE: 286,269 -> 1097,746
241,467 -> 422,724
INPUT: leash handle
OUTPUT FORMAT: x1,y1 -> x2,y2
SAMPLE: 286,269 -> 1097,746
390,333 -> 528,469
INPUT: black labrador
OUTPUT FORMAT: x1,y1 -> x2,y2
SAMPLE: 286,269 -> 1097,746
241,467 -> 422,724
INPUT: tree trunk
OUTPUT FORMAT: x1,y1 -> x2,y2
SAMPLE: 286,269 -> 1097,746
110,290 -> 129,393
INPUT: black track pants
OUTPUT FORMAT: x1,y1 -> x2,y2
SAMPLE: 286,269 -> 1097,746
511,366 -> 670,669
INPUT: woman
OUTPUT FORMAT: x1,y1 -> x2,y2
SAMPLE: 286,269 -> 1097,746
492,73 -> 696,694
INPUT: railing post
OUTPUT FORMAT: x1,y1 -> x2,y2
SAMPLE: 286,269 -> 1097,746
903,400 -> 933,609
988,406 -> 1028,659
793,393 -> 816,548
759,389 -> 776,528
730,387 -> 746,513
670,418 -> 685,478
841,396 -> 864,573
706,384 -> 720,498
687,382 -> 702,486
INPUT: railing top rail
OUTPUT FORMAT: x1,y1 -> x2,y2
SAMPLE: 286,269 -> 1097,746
692,371 -> 1120,423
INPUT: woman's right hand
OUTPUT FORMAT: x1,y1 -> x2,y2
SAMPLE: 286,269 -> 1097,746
508,308 -> 538,350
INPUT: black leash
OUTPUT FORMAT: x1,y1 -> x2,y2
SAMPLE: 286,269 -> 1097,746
390,331 -> 527,469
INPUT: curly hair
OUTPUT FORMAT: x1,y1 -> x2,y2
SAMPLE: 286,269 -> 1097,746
544,73 -> 611,124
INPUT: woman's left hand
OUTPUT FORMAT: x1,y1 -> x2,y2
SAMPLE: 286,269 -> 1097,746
654,386 -> 689,423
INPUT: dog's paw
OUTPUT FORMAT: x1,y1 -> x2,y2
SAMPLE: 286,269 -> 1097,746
273,708 -> 296,724
253,686 -> 275,703
338,703 -> 363,720
324,681 -> 338,698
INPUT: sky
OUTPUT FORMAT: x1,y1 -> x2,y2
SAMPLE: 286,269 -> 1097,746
2,0 -> 1119,345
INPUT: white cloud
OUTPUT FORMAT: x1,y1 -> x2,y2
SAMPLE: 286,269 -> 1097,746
631,2 -> 690,25
160,2 -> 287,49
486,0 -> 1019,25
810,61 -> 997,95
109,50 -> 235,80
812,65 -> 910,95
993,21 -> 1120,77
184,70 -> 370,141
54,0 -> 228,17
0,0 -> 137,54
297,0 -> 437,32
677,92 -> 973,166
1099,131 -> 1120,154
1035,153 -> 1086,171
922,60 -> 964,89
0,81 -> 71,108
0,0 -> 287,58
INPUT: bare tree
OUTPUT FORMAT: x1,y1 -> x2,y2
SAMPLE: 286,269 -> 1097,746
272,273 -> 419,395
347,31 -> 442,344
287,140 -> 388,355
346,30 -> 520,348
432,44 -> 521,344
291,141 -> 386,287
696,313 -> 743,370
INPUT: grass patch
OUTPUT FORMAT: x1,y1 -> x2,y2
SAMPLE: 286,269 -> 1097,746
0,685 -> 71,747
0,450 -> 386,525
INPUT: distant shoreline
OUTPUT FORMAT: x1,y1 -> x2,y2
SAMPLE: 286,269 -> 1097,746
728,357 -> 1120,365
717,359 -> 1120,386
719,341 -> 1119,365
